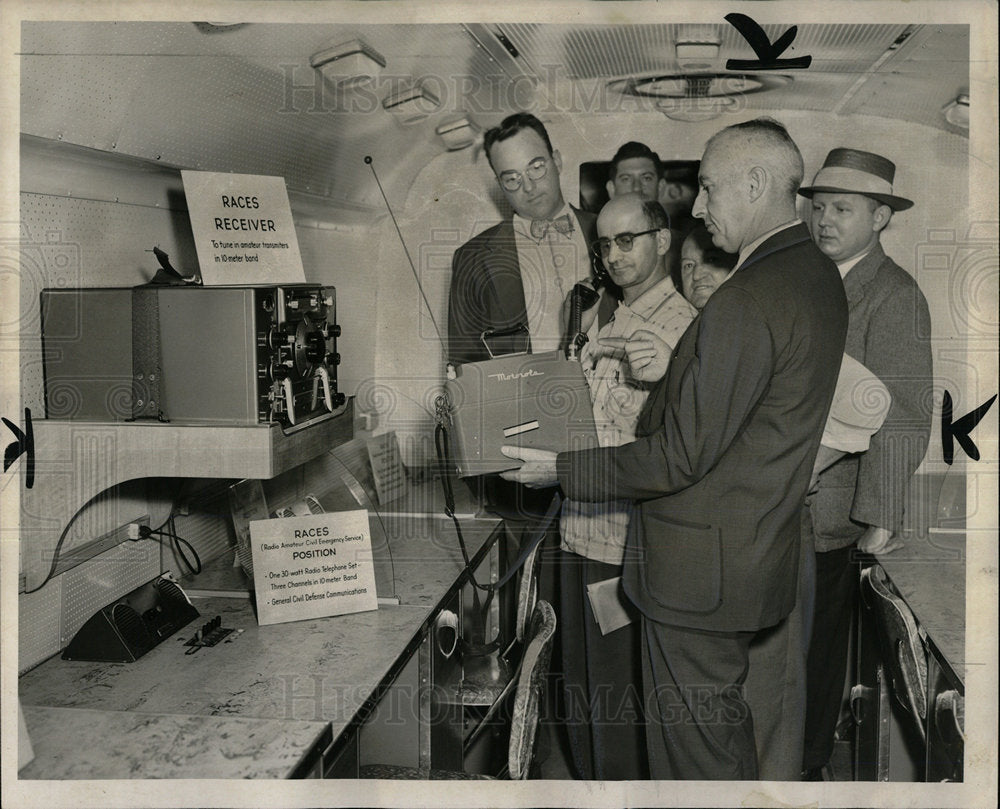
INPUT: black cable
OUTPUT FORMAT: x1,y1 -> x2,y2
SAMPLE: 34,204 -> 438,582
157,531 -> 202,576
137,524 -> 202,575
23,518 -> 74,594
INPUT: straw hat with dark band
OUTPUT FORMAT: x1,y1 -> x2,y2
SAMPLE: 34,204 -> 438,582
798,147 -> 914,211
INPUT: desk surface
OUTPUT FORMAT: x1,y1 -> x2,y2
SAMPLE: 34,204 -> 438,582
18,706 -> 330,780
19,499 -> 501,779
877,528 -> 965,681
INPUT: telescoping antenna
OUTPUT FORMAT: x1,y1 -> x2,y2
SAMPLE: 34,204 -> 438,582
365,156 -> 501,629
364,155 -> 446,351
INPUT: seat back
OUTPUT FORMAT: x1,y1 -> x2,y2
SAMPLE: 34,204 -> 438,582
860,565 -> 928,738
514,541 -> 541,644
507,599 -> 556,780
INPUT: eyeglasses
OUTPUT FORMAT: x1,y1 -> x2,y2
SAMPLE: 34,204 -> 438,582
497,157 -> 550,192
591,229 -> 661,259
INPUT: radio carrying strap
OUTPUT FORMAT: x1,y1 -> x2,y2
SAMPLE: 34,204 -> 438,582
130,288 -> 166,421
434,407 -> 562,655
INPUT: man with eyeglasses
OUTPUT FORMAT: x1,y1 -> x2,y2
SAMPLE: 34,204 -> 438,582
446,114 -> 616,769
448,112 -> 614,367
502,119 -> 848,779
556,192 -> 696,780
447,112 -> 613,525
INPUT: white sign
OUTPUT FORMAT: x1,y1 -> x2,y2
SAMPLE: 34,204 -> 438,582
181,170 -> 306,285
249,509 -> 378,626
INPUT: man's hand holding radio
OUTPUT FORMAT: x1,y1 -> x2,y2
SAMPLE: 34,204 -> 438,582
598,329 -> 672,382
499,446 -> 559,488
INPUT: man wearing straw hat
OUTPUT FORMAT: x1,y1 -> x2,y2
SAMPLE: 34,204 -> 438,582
798,147 -> 933,779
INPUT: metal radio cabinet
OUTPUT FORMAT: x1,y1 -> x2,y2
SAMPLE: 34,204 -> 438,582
40,284 -> 345,430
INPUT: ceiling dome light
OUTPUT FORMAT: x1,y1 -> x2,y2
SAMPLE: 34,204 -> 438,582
611,72 -> 790,100
310,39 -> 386,90
436,117 -> 480,150
656,96 -> 738,123
942,94 -> 970,129
382,80 -> 440,124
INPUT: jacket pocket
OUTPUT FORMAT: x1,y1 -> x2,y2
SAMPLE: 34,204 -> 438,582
640,512 -> 723,614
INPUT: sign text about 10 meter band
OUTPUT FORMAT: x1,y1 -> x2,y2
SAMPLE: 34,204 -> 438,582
249,510 -> 377,626
181,170 -> 306,285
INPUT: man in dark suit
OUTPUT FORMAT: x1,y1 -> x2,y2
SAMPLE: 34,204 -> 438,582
798,148 -> 933,778
501,118 -> 849,779
448,112 -> 613,368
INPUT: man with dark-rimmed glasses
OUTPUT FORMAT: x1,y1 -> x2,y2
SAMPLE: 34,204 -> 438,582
556,192 -> 696,780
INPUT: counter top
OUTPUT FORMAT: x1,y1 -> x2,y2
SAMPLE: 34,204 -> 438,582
18,706 -> 330,780
20,597 -> 433,725
19,503 -> 502,779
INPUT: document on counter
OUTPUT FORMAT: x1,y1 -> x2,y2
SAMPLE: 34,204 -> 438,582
367,431 -> 406,506
249,509 -> 378,626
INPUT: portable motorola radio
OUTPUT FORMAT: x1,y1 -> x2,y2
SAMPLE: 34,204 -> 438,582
363,153 -> 604,477
444,264 -> 610,477
40,284 -> 345,431
444,333 -> 600,477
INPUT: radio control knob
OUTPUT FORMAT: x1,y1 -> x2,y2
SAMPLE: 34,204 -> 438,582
325,352 -> 341,366
323,296 -> 334,307
333,392 -> 347,408
331,324 -> 342,338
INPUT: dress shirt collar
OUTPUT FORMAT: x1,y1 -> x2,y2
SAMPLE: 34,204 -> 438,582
836,250 -> 870,279
617,275 -> 681,319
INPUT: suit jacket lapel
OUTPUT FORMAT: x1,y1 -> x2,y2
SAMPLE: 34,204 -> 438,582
841,242 -> 885,305
481,218 -> 529,330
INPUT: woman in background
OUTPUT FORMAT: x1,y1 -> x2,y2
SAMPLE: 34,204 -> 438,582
679,223 -> 738,309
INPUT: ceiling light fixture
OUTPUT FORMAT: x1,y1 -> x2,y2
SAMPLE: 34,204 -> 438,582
675,41 -> 721,71
436,116 -> 480,150
383,81 -> 440,124
310,38 -> 386,90
656,96 -> 738,123
942,93 -> 970,129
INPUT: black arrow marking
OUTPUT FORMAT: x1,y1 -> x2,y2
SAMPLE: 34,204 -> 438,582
2,407 -> 34,489
725,13 -> 812,71
941,390 -> 996,465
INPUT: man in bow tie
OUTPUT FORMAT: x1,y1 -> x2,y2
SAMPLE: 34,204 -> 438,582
447,113 -> 616,525
448,112 -> 614,366
447,113 -> 617,770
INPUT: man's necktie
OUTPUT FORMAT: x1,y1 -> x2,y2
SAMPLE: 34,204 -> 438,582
530,213 -> 574,240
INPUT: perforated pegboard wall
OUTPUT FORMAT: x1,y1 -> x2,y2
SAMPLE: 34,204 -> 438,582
19,193 -> 197,289
59,540 -> 161,649
19,579 -> 64,674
